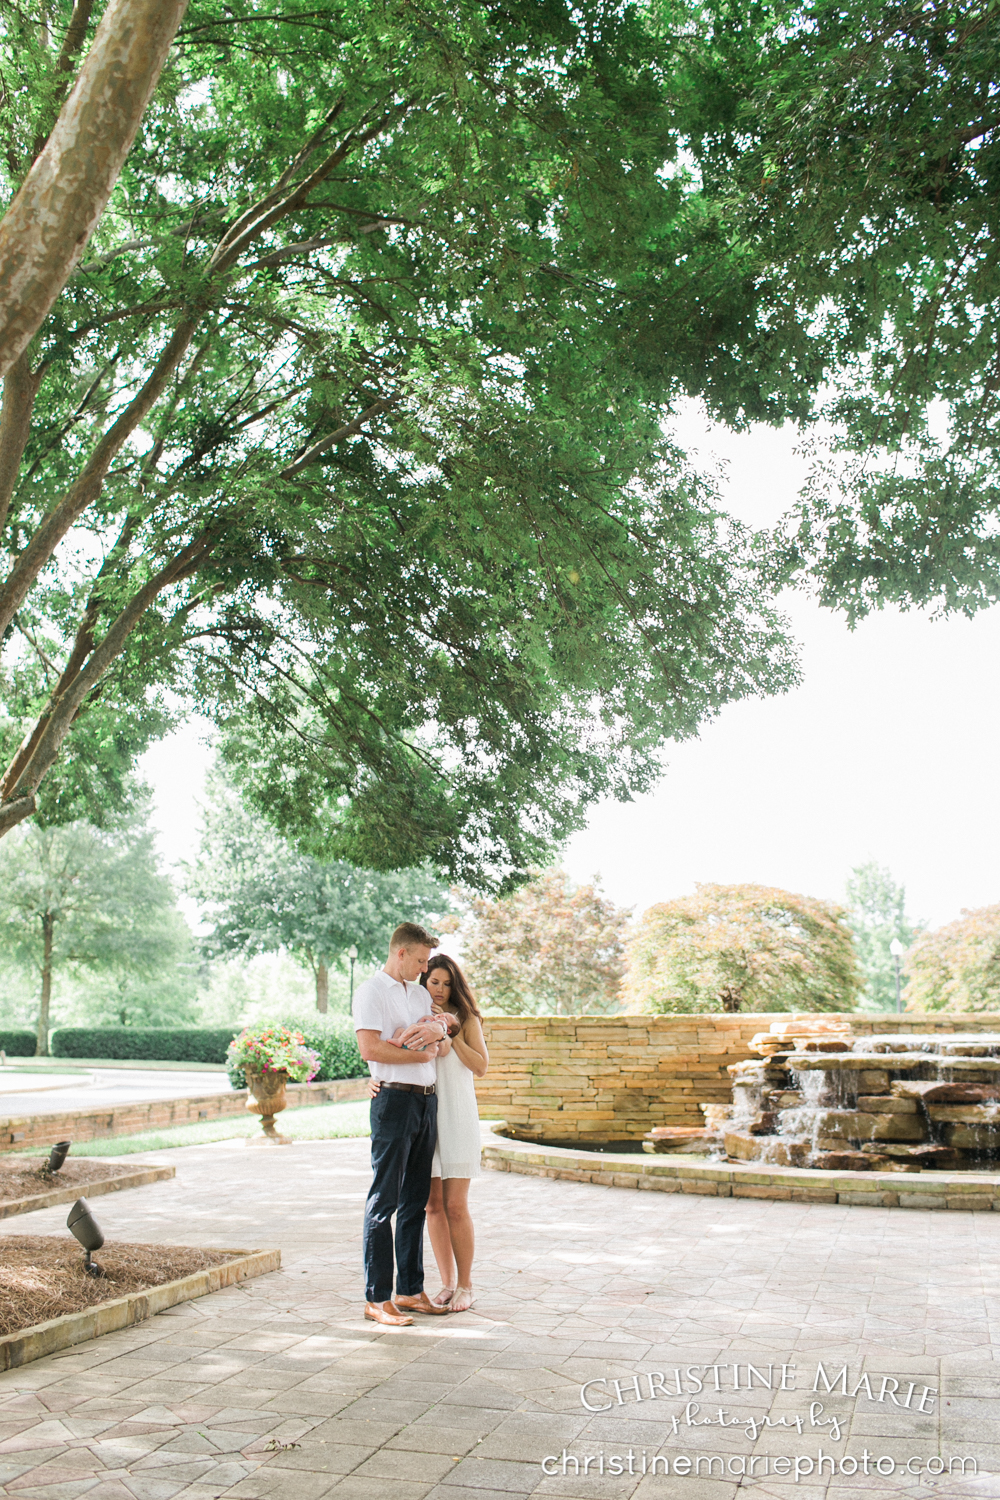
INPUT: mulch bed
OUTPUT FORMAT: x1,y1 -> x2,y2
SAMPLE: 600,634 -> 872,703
0,1156 -> 138,1209
0,1237 -> 236,1336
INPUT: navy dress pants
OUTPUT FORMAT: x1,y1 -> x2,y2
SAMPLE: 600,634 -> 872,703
363,1086 -> 437,1304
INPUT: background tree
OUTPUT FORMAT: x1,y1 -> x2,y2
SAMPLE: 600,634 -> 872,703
845,861 -> 923,1012
622,883 -> 863,1014
0,0 -> 798,872
0,799 -> 192,1052
902,906 -> 1000,1012
459,869 -> 630,1016
187,766 -> 451,1011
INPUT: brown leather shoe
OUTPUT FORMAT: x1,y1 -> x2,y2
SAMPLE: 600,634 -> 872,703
364,1300 -> 413,1326
394,1291 -> 451,1316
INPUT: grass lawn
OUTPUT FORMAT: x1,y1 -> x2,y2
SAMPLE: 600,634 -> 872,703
25,1098 -> 372,1157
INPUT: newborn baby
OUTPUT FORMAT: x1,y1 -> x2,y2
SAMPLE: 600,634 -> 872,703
387,1012 -> 459,1051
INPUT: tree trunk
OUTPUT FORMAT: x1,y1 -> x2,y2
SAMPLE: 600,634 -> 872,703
0,0 -> 189,381
316,960 -> 329,1014
35,911 -> 54,1056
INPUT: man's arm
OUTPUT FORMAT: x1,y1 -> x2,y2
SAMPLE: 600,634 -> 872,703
356,1029 -> 439,1066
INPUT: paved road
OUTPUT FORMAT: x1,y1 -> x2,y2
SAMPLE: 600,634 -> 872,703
0,1067 -> 232,1116
0,1133 -> 997,1498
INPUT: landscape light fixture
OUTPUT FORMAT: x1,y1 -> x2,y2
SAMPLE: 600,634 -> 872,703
66,1197 -> 105,1277
348,945 -> 358,1003
889,937 -> 905,1014
47,1140 -> 71,1174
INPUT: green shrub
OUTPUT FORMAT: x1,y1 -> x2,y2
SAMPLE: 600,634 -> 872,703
226,1015 -> 365,1089
50,1027 -> 239,1064
0,1029 -> 37,1056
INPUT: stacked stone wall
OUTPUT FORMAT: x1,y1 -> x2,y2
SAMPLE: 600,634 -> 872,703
474,1013 -> 1000,1141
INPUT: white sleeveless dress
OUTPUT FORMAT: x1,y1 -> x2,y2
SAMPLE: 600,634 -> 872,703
432,1039 -> 481,1179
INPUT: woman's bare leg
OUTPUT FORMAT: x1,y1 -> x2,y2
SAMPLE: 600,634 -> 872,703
442,1178 -> 475,1309
425,1177 -> 456,1300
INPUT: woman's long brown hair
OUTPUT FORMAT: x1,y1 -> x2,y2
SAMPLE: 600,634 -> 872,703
420,953 -> 481,1030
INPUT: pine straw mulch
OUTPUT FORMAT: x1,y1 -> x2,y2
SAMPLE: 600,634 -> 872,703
0,1156 -> 139,1209
0,1237 -> 236,1336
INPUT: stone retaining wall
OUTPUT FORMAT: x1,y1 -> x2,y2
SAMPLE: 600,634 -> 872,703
474,1013 -> 1000,1141
0,1077 -> 370,1152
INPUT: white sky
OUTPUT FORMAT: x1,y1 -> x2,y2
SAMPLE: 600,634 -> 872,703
140,412 -> 1000,932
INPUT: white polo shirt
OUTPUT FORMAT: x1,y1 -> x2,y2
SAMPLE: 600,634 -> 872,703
352,969 -> 438,1086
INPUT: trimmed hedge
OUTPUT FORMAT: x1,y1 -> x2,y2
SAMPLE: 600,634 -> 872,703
0,1030 -> 37,1056
226,1015 -> 365,1089
51,1027 -> 239,1064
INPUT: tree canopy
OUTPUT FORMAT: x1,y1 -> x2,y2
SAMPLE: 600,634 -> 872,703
459,867 -> 630,1014
5,0 -> 1000,882
623,882 -> 863,1013
678,0 -> 1000,618
0,798 -> 190,1052
0,0 -> 798,882
188,765 -> 451,1009
903,904 -> 1000,1012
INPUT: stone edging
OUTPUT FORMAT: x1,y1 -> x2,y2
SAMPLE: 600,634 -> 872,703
1,1076 -> 371,1153
480,1127 -> 1000,1211
0,1164 -> 176,1221
0,1247 -> 281,1370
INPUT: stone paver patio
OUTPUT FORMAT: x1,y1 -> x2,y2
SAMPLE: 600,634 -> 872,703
1,1134 -> 998,1500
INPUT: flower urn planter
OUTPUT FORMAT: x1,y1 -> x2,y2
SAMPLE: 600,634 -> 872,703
245,1068 -> 293,1145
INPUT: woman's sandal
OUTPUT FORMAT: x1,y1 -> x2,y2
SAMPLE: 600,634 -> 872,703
449,1286 -> 475,1313
432,1286 -> 455,1307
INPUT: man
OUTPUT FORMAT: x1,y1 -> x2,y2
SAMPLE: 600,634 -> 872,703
353,922 -> 451,1326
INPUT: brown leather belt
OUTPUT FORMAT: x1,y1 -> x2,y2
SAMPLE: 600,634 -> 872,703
383,1082 -> 436,1095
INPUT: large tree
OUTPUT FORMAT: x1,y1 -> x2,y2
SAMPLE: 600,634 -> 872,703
188,765 -> 450,1010
459,868 -> 630,1015
0,0 -> 797,880
0,801 -> 191,1052
622,883 -> 863,1013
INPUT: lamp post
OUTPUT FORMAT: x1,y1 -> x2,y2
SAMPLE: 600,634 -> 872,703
348,945 -> 358,1004
889,937 -> 904,1014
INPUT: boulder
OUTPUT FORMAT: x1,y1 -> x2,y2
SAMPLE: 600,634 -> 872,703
863,1155 -> 922,1172
860,1142 -> 961,1165
811,1110 -> 879,1140
724,1130 -> 762,1162
869,1115 -> 926,1142
760,1139 -> 811,1166
857,1070 -> 891,1093
927,1105 -> 1000,1123
941,1122 -> 1000,1152
857,1095 -> 918,1114
643,1130 -> 714,1155
811,1151 -> 872,1171
766,1090 -> 805,1109
891,1079 -> 1000,1103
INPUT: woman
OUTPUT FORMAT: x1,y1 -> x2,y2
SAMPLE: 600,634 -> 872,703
368,953 -> 488,1313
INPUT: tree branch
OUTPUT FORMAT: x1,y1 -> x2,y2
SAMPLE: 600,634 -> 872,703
0,0 -> 190,380
3,531 -> 215,810
280,395 -> 401,478
0,352 -> 44,534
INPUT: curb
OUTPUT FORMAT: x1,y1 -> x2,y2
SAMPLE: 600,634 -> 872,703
480,1128 -> 1000,1211
0,1164 -> 176,1220
0,1247 -> 281,1369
